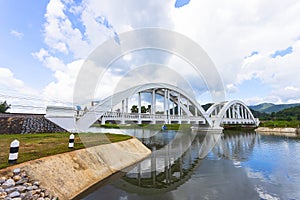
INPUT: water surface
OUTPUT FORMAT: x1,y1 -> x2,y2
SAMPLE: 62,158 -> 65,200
82,128 -> 300,200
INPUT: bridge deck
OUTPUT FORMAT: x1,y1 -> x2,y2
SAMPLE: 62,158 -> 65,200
101,112 -> 206,124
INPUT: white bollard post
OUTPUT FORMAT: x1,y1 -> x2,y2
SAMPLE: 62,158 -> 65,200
69,134 -> 75,148
8,139 -> 20,164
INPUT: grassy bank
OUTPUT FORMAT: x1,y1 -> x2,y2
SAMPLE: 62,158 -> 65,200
259,120 -> 300,128
92,123 -> 192,130
0,132 -> 131,169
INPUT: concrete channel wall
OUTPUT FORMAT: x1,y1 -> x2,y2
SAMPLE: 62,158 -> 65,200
256,127 -> 300,137
0,138 -> 151,199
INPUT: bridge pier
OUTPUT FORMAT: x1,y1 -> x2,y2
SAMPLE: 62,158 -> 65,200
101,117 -> 105,125
121,114 -> 125,124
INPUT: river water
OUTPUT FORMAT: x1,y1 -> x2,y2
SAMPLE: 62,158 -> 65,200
81,128 -> 300,200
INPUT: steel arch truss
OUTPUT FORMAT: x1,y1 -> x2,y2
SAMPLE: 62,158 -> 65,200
76,83 -> 213,131
207,100 -> 260,127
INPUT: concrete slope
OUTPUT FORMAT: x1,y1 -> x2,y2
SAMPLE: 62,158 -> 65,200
0,138 -> 151,199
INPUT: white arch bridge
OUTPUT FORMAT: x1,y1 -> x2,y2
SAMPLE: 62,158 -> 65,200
46,83 -> 259,132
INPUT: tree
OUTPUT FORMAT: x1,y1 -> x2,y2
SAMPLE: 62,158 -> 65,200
131,105 -> 151,113
147,105 -> 151,113
141,106 -> 147,113
0,101 -> 10,113
131,105 -> 138,113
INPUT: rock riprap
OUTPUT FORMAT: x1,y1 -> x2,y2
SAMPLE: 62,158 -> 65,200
0,168 -> 57,200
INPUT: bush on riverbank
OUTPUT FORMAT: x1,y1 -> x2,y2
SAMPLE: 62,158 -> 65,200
259,120 -> 300,128
0,133 -> 131,169
222,124 -> 256,130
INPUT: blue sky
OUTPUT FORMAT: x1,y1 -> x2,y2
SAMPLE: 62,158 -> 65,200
1,0 -> 300,112
0,1 -> 53,89
271,46 -> 293,58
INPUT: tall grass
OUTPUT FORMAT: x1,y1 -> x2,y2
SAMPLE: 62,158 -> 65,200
0,132 -> 131,169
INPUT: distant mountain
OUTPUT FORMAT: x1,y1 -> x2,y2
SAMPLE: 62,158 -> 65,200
249,103 -> 274,112
249,103 -> 300,113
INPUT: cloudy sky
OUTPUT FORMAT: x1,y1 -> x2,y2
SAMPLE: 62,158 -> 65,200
1,0 -> 300,112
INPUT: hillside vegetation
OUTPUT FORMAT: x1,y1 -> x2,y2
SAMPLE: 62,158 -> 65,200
250,104 -> 300,128
249,103 -> 300,113
251,105 -> 300,121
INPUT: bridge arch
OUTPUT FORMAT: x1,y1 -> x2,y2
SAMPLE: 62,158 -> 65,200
207,100 -> 259,127
76,83 -> 213,131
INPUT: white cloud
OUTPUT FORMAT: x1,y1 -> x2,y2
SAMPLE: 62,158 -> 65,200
43,59 -> 84,103
33,0 -> 300,107
10,30 -> 24,39
244,96 -> 283,106
284,86 -> 299,92
0,68 -> 25,90
226,84 -> 238,93
0,68 -> 43,113
43,0 -> 90,58
170,0 -> 300,104
239,40 -> 300,104
35,0 -> 175,107
32,48 -> 66,71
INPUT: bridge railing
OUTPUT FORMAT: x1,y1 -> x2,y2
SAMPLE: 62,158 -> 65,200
222,118 -> 257,124
102,112 -> 205,121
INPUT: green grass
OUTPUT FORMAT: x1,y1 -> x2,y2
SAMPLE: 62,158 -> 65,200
93,123 -> 192,130
259,120 -> 300,128
0,132 -> 131,170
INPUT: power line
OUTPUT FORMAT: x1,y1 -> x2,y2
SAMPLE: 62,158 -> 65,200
0,93 -> 73,105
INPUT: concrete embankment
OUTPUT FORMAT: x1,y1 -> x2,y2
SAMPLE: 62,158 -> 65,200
256,127 -> 300,137
0,138 -> 151,200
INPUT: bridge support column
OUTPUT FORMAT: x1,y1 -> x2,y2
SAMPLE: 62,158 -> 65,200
164,90 -> 167,115
177,93 -> 182,124
138,92 -> 142,124
173,100 -> 175,116
187,101 -> 190,124
178,93 -> 181,116
231,106 -> 235,119
151,90 -> 156,124
241,105 -> 244,119
138,92 -> 141,114
101,117 -> 105,125
167,90 -> 170,124
151,89 -> 156,114
121,100 -> 125,113
236,105 -> 239,119
121,100 -> 125,124
125,98 -> 128,113
238,104 -> 242,118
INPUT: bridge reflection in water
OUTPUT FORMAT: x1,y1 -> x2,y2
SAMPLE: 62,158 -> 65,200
111,130 -> 259,195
